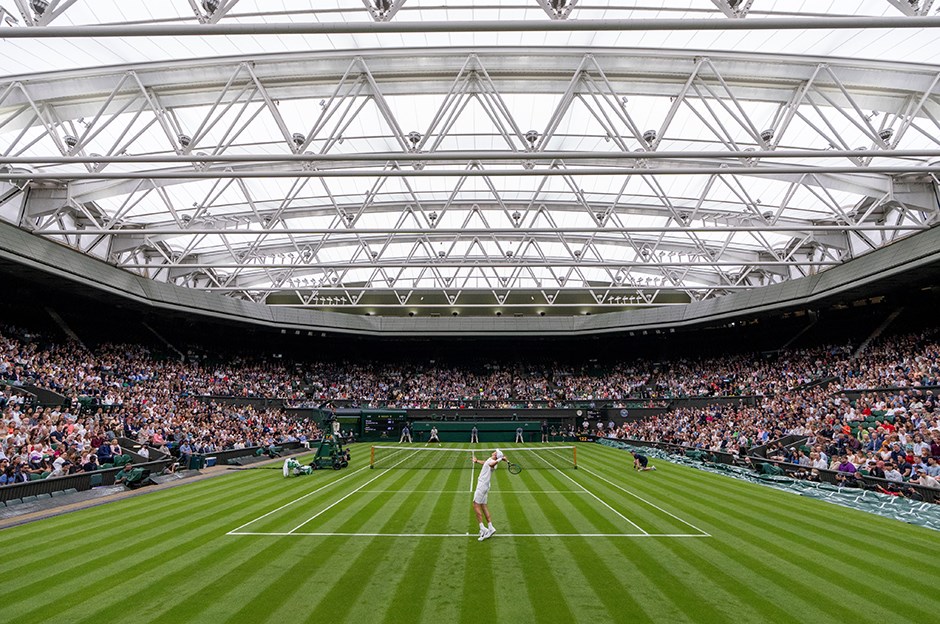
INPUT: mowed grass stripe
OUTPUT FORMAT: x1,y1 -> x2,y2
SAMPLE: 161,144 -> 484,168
5,442 -> 939,624
217,469 -> 443,623
292,468 -> 450,624
216,484 -> 405,622
0,470 -> 264,559
573,445 -> 940,619
207,464 -> 436,621
500,481 -> 613,624
673,477 -> 940,614
515,476 -> 714,622
0,472 -> 301,612
583,444 -> 940,546
240,453 -> 418,533
594,448 -> 940,581
543,445 -> 701,533
343,462 -> 468,623
5,482 -> 300,623
567,450 -> 710,534
642,470 -> 939,619
647,458 -> 940,564
633,489 -> 905,622
524,460 -> 644,534
379,464 -> 469,624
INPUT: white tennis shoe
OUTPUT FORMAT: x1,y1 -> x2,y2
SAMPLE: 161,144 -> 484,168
483,527 -> 496,540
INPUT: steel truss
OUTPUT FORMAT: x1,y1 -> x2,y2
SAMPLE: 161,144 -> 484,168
3,1 -> 935,29
1,46 -> 939,311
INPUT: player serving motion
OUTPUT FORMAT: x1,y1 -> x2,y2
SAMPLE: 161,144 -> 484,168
471,449 -> 508,541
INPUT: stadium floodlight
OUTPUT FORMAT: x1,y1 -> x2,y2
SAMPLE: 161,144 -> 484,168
177,134 -> 192,148
30,0 -> 48,16
202,0 -> 220,14
643,129 -> 657,145
63,135 -> 78,150
525,130 -> 539,145
407,131 -> 422,148
760,128 -> 774,142
292,132 -> 305,147
879,128 -> 894,142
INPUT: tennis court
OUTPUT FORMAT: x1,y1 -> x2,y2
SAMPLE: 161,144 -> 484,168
3,442 -> 939,624
228,445 -> 708,538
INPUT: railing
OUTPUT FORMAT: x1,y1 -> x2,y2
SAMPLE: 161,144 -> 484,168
0,458 -> 174,503
615,437 -> 739,466
748,434 -> 808,460
748,457 -> 940,504
117,437 -> 170,463
190,441 -> 307,467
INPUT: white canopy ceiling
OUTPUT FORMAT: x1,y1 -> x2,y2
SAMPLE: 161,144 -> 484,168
0,1 -> 938,313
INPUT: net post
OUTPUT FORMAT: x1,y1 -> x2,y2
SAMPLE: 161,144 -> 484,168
573,446 -> 577,469
370,445 -> 375,469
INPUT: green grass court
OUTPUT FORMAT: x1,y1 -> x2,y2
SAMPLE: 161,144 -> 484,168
2,442 -> 938,624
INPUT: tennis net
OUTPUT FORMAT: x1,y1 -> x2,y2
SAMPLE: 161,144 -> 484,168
369,445 -> 577,471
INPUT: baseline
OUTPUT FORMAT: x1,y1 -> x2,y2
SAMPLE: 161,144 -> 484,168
228,532 -> 711,538
357,489 -> 589,494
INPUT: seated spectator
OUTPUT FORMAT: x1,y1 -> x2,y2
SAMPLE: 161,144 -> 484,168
883,463 -> 903,482
82,454 -> 100,472
96,443 -> 114,464
913,468 -> 939,489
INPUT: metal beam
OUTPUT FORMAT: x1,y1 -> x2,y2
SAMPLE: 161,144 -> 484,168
198,285 -> 765,292
38,226 -> 923,236
123,261 -> 840,269
4,49 -> 937,127
2,17 -> 940,38
5,165 -> 940,181
5,148 -> 940,165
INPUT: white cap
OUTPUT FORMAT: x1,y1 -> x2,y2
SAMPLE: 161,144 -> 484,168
495,449 -> 504,460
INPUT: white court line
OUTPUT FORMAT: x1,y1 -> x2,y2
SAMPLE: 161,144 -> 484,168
529,450 -> 649,535
226,450 -> 402,535
574,461 -> 711,537
286,450 -> 419,534
469,451 -> 476,493
357,489 -> 588,494
229,531 -> 709,538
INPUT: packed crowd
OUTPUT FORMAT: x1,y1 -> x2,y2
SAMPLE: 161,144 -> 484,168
3,320 -> 939,489
620,385 -> 940,495
1,326 -> 320,485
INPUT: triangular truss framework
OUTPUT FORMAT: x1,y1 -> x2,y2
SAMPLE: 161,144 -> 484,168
1,46 -> 939,312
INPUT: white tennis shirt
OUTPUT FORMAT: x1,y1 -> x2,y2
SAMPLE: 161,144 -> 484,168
476,458 -> 498,490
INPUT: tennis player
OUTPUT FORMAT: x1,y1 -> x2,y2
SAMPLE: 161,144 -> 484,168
427,426 -> 441,446
471,449 -> 508,541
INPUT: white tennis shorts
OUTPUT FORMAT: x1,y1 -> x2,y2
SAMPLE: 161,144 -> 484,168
473,486 -> 489,505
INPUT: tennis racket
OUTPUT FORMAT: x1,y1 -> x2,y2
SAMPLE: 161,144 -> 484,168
507,461 -> 523,475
